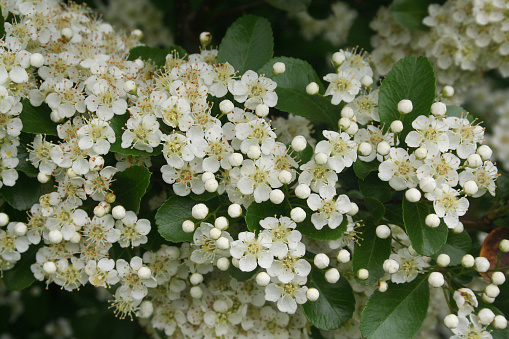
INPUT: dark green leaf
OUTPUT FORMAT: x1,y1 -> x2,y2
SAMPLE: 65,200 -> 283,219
2,244 -> 39,290
353,220 -> 391,285
16,133 -> 38,175
297,212 -> 348,241
190,191 -> 217,201
0,6 -> 5,38
403,200 -> 448,256
20,99 -> 58,136
353,160 -> 380,180
378,56 -> 436,143
128,45 -> 186,67
109,114 -> 161,156
359,172 -> 392,203
433,230 -> 472,266
265,0 -> 311,12
217,15 -> 274,74
259,57 -> 338,127
303,270 -> 355,330
110,165 -> 151,213
0,172 -> 40,211
156,195 -> 196,243
245,201 -> 287,232
391,0 -> 431,30
384,203 -> 403,226
365,197 -> 385,223
361,274 -> 430,339
228,265 -> 259,282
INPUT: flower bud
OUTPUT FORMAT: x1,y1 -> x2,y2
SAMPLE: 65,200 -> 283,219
216,237 -> 230,250
347,202 -> 359,216
314,253 -> 330,269
89,156 -> 104,171
192,203 -> 209,220
215,217 -> 229,230
357,269 -> 369,280
209,227 -> 222,240
290,207 -> 306,223
331,52 -> 345,67
255,103 -> 269,117
464,180 -> 478,195
383,259 -> 399,274
419,176 -> 436,193
228,153 -> 243,167
61,27 -> 73,41
278,170 -> 292,184
500,239 -> 509,252
341,106 -> 354,119
425,214 -> 440,228
337,249 -> 350,263
291,136 -> 307,152
43,261 -> 57,275
442,86 -> 455,97
428,272 -> 445,287
123,80 -> 137,94
190,273 -> 204,285
390,120 -> 403,133
306,288 -> 320,301
414,147 -> 428,160
358,142 -> 373,156
494,315 -> 508,329
306,82 -> 319,95
30,53 -> 44,68
477,145 -> 492,160
325,268 -> 340,284
405,188 -> 421,202
37,172 -> 50,183
216,257 -> 230,271
485,284 -> 500,298
378,280 -> 388,292
376,225 -> 391,239
48,230 -> 63,244
474,256 -> 490,273
461,254 -> 475,268
228,204 -> 242,218
0,213 -> 9,227
272,62 -> 286,75
204,179 -> 219,192
14,222 -> 27,236
377,141 -> 391,156
478,308 -> 495,325
437,254 -> 450,267
338,117 -> 351,130
182,220 -> 195,233
431,102 -> 447,116
314,152 -> 328,165
295,184 -> 311,199
112,205 -> 126,219
138,267 -> 152,280
199,31 -> 212,47
219,99 -> 235,114
361,75 -> 373,87
444,314 -> 459,329
190,286 -> 203,299
397,99 -> 413,114
247,145 -> 261,159
256,272 -> 271,286
492,271 -> 506,285
467,154 -> 482,168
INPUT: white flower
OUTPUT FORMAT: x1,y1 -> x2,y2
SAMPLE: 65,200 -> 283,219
299,159 -> 338,193
115,211 -> 151,248
323,70 -> 361,104
82,214 -> 120,250
116,256 -> 157,300
190,223 -> 232,265
45,79 -> 86,119
161,132 -> 196,168
209,62 -> 236,97
0,222 -> 30,263
446,117 -> 484,159
235,117 -> 277,155
378,148 -> 422,190
159,95 -> 193,131
85,80 -> 127,121
405,115 -> 450,157
451,314 -> 492,339
161,159 -> 204,196
53,257 -> 88,291
354,125 -> 394,162
84,166 -> 117,201
259,216 -> 302,254
77,118 -> 116,155
85,258 -> 119,287
453,288 -> 478,317
189,125 -> 233,173
428,184 -> 469,228
230,231 -> 273,272
307,185 -> 351,230
236,156 -> 282,203
389,248 -> 428,283
0,157 -> 18,188
416,153 -> 461,187
315,130 -> 357,173
459,161 -> 497,197
265,276 -> 308,314
121,113 -> 162,152
229,70 -> 278,109
266,242 -> 311,283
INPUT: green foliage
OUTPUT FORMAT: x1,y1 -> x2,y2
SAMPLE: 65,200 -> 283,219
391,0 -> 432,31
2,245 -> 39,290
403,200 -> 448,256
19,99 -> 58,136
156,195 -> 196,243
0,6 -> 4,38
217,15 -> 274,74
446,105 -> 475,122
297,212 -> 348,241
353,160 -> 380,180
128,45 -> 187,67
16,133 -> 38,175
245,200 -> 284,232
303,269 -> 355,330
359,172 -> 392,203
265,0 -> 311,12
0,172 -> 40,211
228,265 -> 259,282
360,274 -> 430,339
365,197 -> 385,223
110,165 -> 151,214
433,229 -> 472,266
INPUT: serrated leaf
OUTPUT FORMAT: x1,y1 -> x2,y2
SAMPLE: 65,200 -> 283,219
303,270 -> 355,331
361,274 -> 429,339
245,201 -> 287,232
259,57 -> 337,127
2,244 -> 39,290
353,220 -> 391,285
378,56 -> 435,143
20,99 -> 58,136
156,195 -> 196,243
403,200 -> 448,256
391,0 -> 431,31
109,114 -> 161,156
433,230 -> 471,266
0,172 -> 40,211
353,160 -> 379,180
265,0 -> 311,12
128,45 -> 186,67
110,165 -> 151,214
217,15 -> 273,75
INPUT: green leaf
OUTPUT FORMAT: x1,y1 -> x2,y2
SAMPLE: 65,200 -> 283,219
20,99 -> 58,136
297,212 -> 348,241
228,265 -> 259,282
384,203 -> 403,226
265,0 -> 311,12
16,133 -> 38,175
2,244 -> 39,290
109,114 -> 161,156
353,220 -> 392,285
217,15 -> 274,75
0,6 -> 5,38
391,0 -> 431,31
446,105 -> 474,122
128,45 -> 186,67
0,172 -> 40,211
259,57 -> 338,127
433,230 -> 472,266
110,165 -> 151,214
303,269 -> 355,330
365,197 -> 385,223
353,160 -> 380,180
378,56 -> 436,143
403,200 -> 448,256
359,172 -> 392,203
360,274 -> 430,339
245,201 -> 286,232
156,195 -> 196,243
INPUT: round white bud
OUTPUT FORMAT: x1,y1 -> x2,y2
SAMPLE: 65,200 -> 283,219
182,220 -> 195,233
474,257 -> 490,273
192,203 -> 209,220
190,273 -> 204,285
295,184 -> 311,199
442,86 -> 455,97
123,80 -> 137,94
485,284 -> 500,298
291,136 -> 307,152
228,153 -> 244,167
272,62 -> 286,75
376,225 -> 391,239
338,117 -> 351,130
314,253 -> 330,269
492,271 -> 506,285
255,103 -> 269,117
358,142 -> 373,156
397,99 -> 413,114
256,272 -> 271,286
215,217 -> 229,230
93,205 -> 107,218
477,145 -> 493,160
48,230 -> 63,244
89,156 -> 104,171
14,222 -> 27,236
361,75 -> 373,87
341,106 -> 355,119
61,27 -> 73,40
216,237 -> 230,250
137,267 -> 152,280
202,171 -> 215,182
332,52 -> 346,67
247,145 -> 261,159
377,141 -> 391,156
199,31 -> 212,46
204,179 -> 219,193
134,59 -> 144,70
437,254 -> 451,267
132,29 -> 143,38
444,314 -> 459,329
346,121 -> 358,135
378,280 -> 388,292
314,152 -> 328,165
228,204 -> 242,218
428,272 -> 445,287
483,294 -> 496,304
405,188 -> 421,202
219,99 -> 235,114
209,227 -> 222,240
290,207 -> 306,223
494,315 -> 508,329
216,257 -> 230,271
414,147 -> 428,160
383,259 -> 400,274
43,261 -> 57,275
337,249 -> 351,263
306,82 -> 319,95
478,308 -> 495,325
190,286 -> 203,299
30,53 -> 44,67
425,214 -> 441,228
66,168 -> 77,178
231,257 -> 240,268
37,172 -> 50,183
464,180 -> 478,195
269,189 -> 284,204
461,254 -> 475,268
112,205 -> 126,220
453,221 -> 464,234
431,102 -> 447,116
467,154 -> 483,168
390,120 -> 404,133
105,193 -> 116,204
70,232 -> 81,244
347,202 -> 359,216
325,268 -> 340,284
50,111 -> 62,123
357,269 -> 369,280
0,213 -> 9,227
138,300 -> 153,318
419,177 -> 436,193
306,288 -> 320,301
500,239 -> 509,252
278,170 -> 292,184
